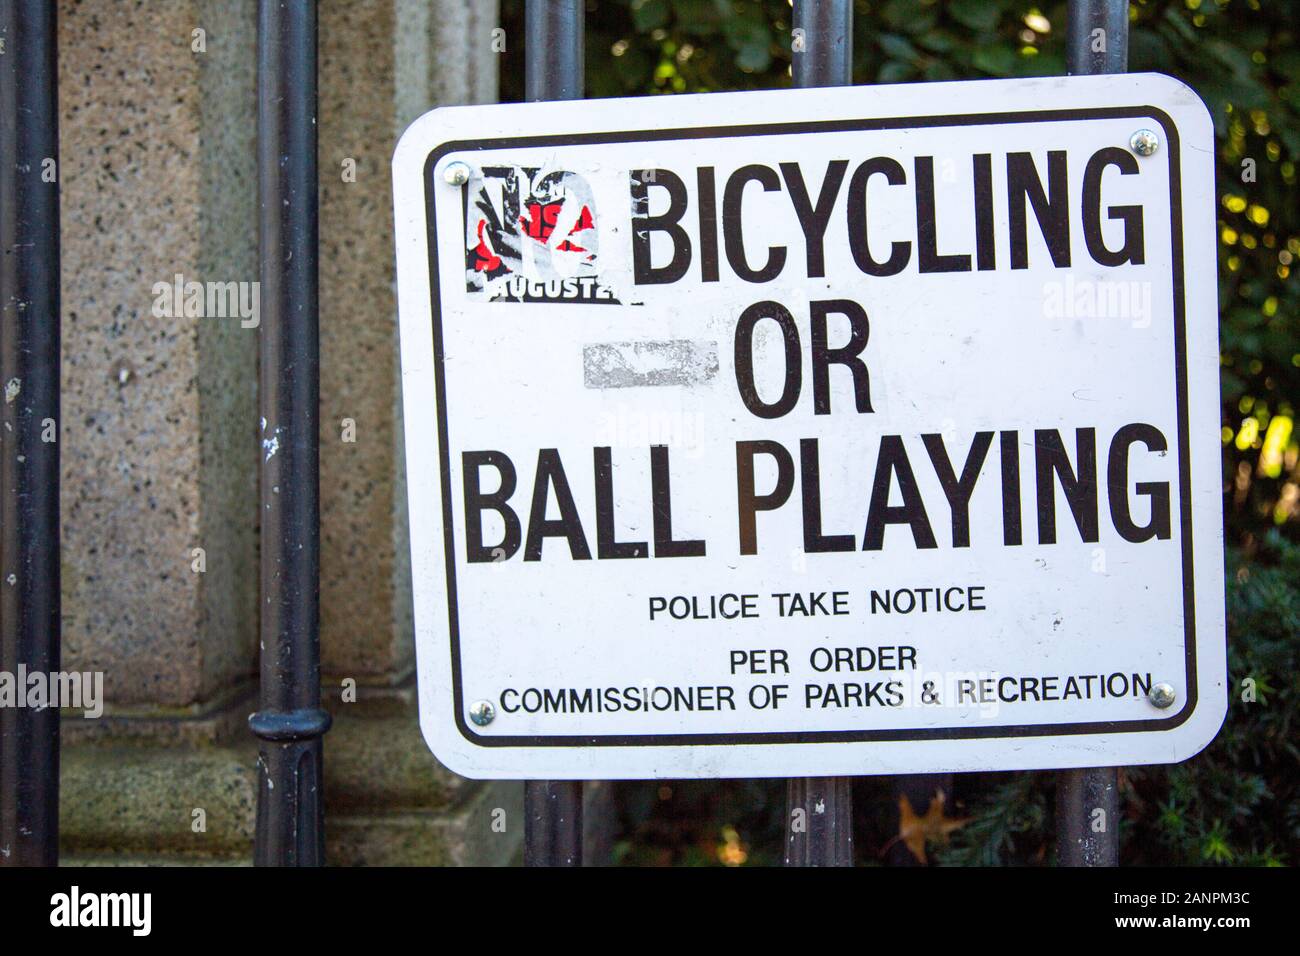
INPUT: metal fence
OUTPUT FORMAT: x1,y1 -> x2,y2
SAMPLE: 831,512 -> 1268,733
0,0 -> 1134,867
0,0 -> 61,869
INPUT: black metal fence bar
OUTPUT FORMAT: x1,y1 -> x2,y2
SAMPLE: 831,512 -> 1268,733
0,0 -> 61,869
249,0 -> 330,867
783,0 -> 855,868
1057,766 -> 1120,866
526,0 -> 584,103
1055,0 -> 1128,868
1067,0 -> 1129,76
785,776 -> 854,867
523,0 -> 584,867
524,779 -> 584,866
791,0 -> 852,89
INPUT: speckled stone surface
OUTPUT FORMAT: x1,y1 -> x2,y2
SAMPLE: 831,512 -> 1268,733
56,0 -> 513,866
60,703 -> 523,865
324,710 -> 475,813
327,778 -> 523,866
57,0 -> 501,711
58,0 -> 258,710
60,742 -> 259,860
318,0 -> 497,683
324,706 -> 522,865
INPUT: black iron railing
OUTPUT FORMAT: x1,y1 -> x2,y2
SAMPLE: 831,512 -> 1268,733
248,0 -> 330,867
0,0 -> 61,869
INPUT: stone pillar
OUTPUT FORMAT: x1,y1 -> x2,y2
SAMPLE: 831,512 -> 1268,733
56,0 -> 514,866
316,0 -> 516,866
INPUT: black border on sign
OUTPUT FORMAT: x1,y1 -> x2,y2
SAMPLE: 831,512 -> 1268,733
421,105 -> 1197,748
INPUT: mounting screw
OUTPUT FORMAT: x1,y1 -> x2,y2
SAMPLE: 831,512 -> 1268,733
1129,129 -> 1159,156
469,699 -> 495,726
1148,682 -> 1176,709
443,161 -> 472,186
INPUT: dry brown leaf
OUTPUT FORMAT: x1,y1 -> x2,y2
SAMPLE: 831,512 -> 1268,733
895,789 -> 970,864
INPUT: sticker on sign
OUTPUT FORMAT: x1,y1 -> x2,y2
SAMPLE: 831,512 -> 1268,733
392,73 -> 1225,780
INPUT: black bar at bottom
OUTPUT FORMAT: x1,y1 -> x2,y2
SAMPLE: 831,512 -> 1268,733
785,777 -> 853,866
525,780 -> 583,866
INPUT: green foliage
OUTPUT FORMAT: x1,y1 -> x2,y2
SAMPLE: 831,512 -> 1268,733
494,0 -> 1298,865
1136,533 -> 1299,866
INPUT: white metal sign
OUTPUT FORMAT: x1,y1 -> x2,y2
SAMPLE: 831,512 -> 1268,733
393,74 -> 1225,780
